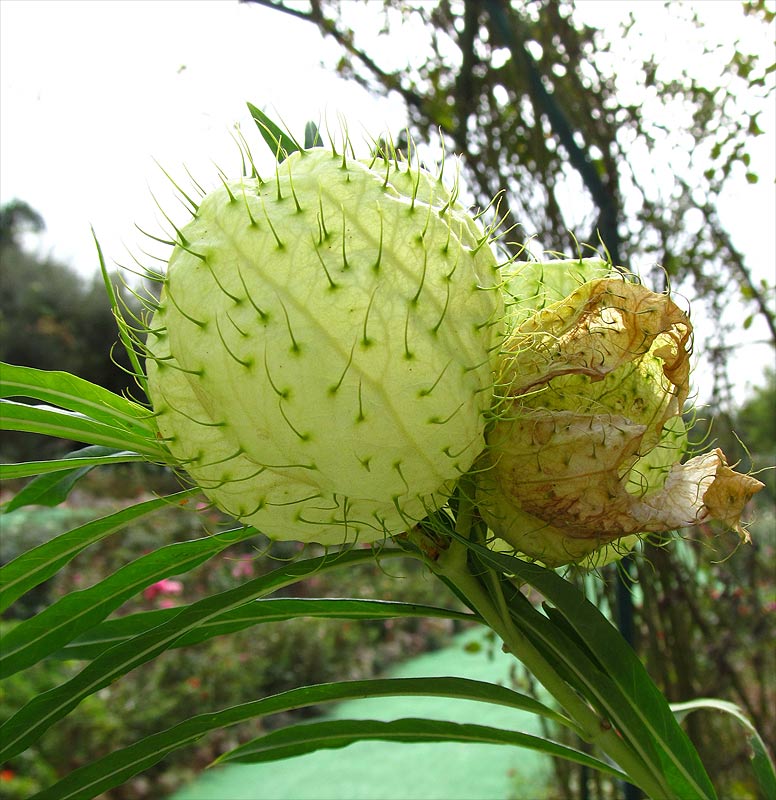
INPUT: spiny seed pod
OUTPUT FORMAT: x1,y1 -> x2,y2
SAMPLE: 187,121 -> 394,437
144,142 -> 503,544
476,258 -> 764,567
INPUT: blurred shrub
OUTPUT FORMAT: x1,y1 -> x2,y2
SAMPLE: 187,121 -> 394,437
0,199 -> 140,461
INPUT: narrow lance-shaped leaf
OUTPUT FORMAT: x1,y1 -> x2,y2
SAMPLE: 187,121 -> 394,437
0,519 -> 256,677
247,102 -> 301,161
0,400 -> 165,459
0,547 -> 407,762
32,677 -> 575,800
0,489 -> 199,613
2,463 -> 95,510
304,120 -> 324,149
1,447 -> 147,513
458,535 -> 717,800
0,361 -> 153,439
217,717 -> 628,780
53,597 -> 480,661
471,564 -> 672,798
0,446 -> 146,481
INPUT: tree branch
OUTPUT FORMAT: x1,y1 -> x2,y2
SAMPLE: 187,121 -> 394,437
483,0 -> 621,264
242,0 -> 426,114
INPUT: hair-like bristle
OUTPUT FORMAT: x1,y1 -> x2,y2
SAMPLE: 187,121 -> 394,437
140,119 -> 506,545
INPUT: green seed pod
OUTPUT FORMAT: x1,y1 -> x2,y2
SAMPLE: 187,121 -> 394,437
145,146 -> 502,544
477,258 -> 763,567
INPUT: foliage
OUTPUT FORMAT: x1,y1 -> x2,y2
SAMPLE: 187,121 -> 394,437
233,8 -> 776,794
0,478 -> 464,799
4,351 -> 768,799
0,505 -> 97,619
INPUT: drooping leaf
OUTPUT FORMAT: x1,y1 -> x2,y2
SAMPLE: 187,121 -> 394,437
1,446 -> 147,513
31,677 -> 573,800
2,465 -> 91,513
0,548 -> 406,761
53,597 -> 478,661
671,698 -> 776,800
0,490 -> 199,614
217,716 -> 627,779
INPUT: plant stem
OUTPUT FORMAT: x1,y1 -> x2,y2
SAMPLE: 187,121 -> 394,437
419,494 -> 672,799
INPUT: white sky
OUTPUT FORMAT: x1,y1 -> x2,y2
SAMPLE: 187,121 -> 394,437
1,0 -> 774,403
0,0 -> 407,268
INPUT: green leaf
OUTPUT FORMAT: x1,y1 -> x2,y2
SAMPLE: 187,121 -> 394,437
0,490 -> 199,614
247,102 -> 301,162
0,399 -> 164,458
748,114 -> 764,136
671,698 -> 776,800
218,717 -> 627,778
53,597 -> 479,660
0,362 -> 153,439
1,447 -> 147,513
495,575 -> 671,781
2,464 -> 91,511
0,446 -> 145,481
460,539 -> 717,800
0,548 -> 406,761
304,120 -> 324,149
31,677 -> 572,800
0,519 -> 256,678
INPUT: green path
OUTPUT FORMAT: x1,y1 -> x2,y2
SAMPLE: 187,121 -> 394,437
169,628 -> 554,800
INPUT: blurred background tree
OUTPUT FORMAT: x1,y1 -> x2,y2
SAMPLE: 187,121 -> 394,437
0,199 -> 139,459
0,199 -> 138,397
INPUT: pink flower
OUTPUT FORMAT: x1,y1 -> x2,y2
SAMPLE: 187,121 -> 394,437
143,578 -> 183,601
230,555 -> 255,579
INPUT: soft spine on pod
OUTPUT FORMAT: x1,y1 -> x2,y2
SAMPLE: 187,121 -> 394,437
144,144 -> 504,544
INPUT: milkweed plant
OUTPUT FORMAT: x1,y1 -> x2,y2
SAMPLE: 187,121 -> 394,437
0,105 -> 772,800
